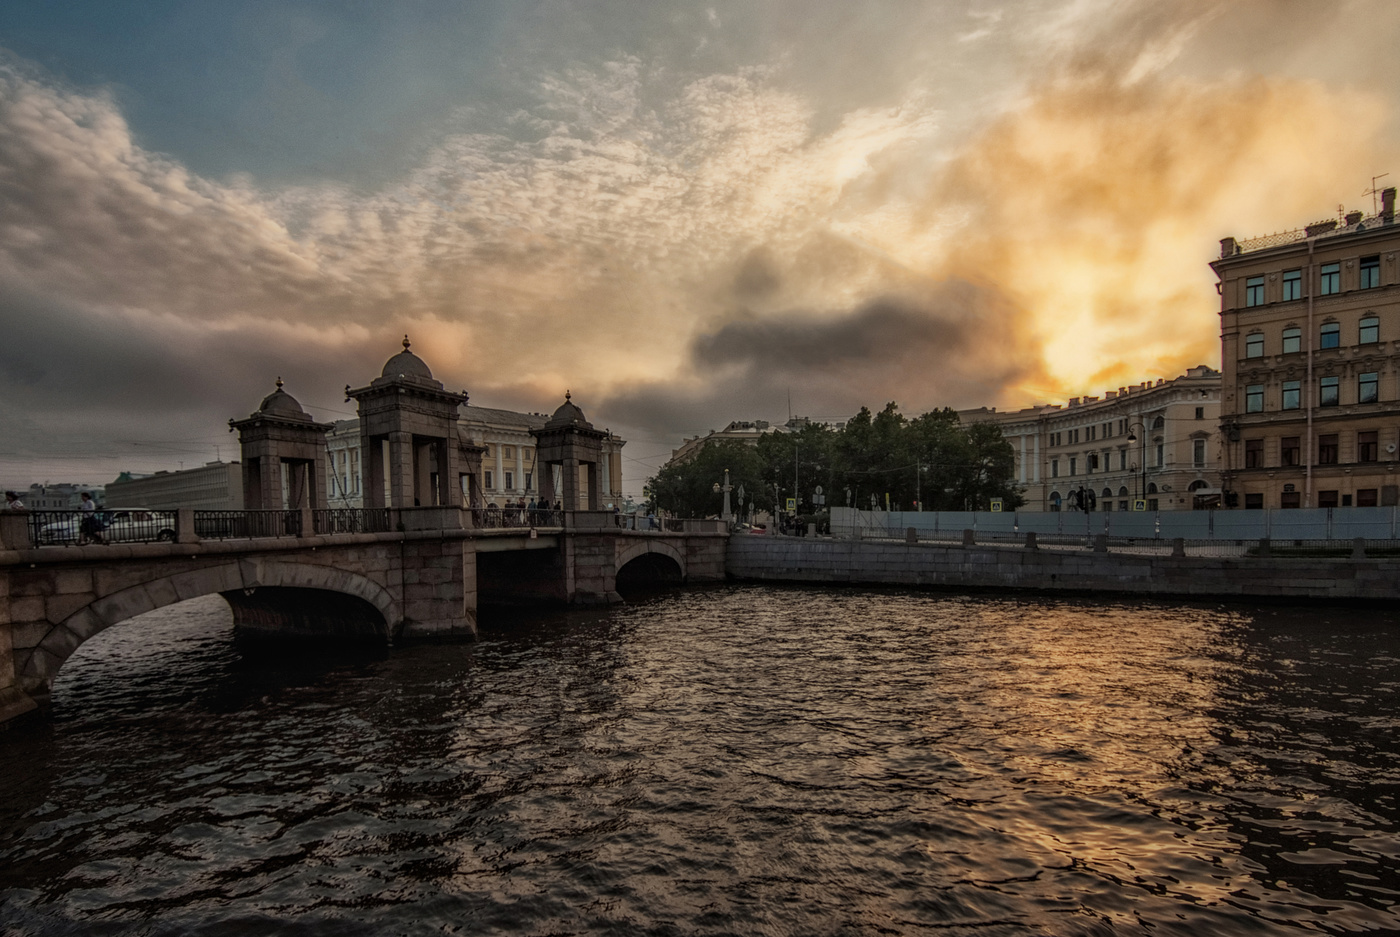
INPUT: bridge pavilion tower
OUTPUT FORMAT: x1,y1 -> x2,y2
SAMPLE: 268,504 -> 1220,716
532,392 -> 608,511
346,337 -> 468,509
229,379 -> 335,510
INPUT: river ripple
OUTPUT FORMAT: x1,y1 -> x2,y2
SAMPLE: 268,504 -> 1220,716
2,586 -> 1399,935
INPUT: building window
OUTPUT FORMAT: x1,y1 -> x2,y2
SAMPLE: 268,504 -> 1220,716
1244,438 -> 1263,468
1358,488 -> 1379,507
1281,491 -> 1301,509
1152,416 -> 1164,430
1318,489 -> 1339,508
1089,453 -> 1100,472
1318,434 -> 1339,464
1360,316 -> 1379,344
1195,406 -> 1204,419
1361,255 -> 1380,290
525,472 -> 533,490
1245,275 -> 1265,306
1320,262 -> 1340,295
1282,268 -> 1302,301
1245,493 -> 1263,509
1281,436 -> 1300,466
1246,384 -> 1264,412
1359,372 -> 1379,404
1069,457 -> 1077,476
484,470 -> 494,489
504,471 -> 514,490
1119,450 -> 1127,470
1193,438 -> 1206,467
1359,431 -> 1379,462
1156,442 -> 1164,467
1282,380 -> 1301,410
1282,327 -> 1301,354
1320,321 -> 1340,349
1319,375 -> 1339,407
1051,459 -> 1059,477
1244,333 -> 1264,357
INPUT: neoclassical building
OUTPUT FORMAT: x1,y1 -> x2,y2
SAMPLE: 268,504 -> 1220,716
962,366 -> 1223,511
1214,188 -> 1400,508
326,406 -> 625,510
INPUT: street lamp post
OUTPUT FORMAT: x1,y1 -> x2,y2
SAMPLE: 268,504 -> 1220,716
1126,421 -> 1147,507
712,469 -> 733,524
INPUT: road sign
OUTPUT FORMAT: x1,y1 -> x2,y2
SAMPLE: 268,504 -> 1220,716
1133,499 -> 1147,512
989,498 -> 1003,513
785,497 -> 797,513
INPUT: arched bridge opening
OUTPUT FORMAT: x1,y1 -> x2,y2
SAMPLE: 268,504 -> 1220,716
615,551 -> 684,597
15,561 -> 402,707
221,587 -> 389,643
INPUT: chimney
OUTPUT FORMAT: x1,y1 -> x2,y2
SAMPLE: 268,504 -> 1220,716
1345,210 -> 1363,226
1219,237 -> 1238,259
1384,187 -> 1396,224
1305,219 -> 1338,237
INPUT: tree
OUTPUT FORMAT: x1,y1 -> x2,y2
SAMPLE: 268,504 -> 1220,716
647,440 -> 769,518
647,404 -> 1022,517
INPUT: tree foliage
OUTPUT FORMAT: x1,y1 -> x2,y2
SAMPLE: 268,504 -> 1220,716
647,405 -> 1023,517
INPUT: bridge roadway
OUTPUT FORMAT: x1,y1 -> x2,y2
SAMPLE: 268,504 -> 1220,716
0,508 -> 727,725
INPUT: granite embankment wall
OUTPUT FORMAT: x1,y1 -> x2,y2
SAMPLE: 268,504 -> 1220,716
726,536 -> 1400,600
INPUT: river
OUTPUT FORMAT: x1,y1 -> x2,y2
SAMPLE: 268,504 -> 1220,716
1,586 -> 1398,935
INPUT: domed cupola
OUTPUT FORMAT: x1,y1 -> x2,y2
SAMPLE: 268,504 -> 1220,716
380,335 -> 435,382
257,377 -> 313,422
545,390 -> 593,429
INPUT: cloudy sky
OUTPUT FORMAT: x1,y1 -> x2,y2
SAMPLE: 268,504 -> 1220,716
2,0 -> 1398,494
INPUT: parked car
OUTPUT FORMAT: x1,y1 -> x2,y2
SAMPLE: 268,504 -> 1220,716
38,509 -> 177,545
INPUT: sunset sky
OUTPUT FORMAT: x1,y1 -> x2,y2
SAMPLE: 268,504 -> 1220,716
2,0 -> 1398,495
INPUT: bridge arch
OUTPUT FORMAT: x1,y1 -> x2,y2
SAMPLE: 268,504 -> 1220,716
615,540 -> 687,579
614,540 -> 686,590
19,561 -> 402,698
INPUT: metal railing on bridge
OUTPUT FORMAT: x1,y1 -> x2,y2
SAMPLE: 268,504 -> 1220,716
312,508 -> 392,535
470,507 -> 562,529
9,505 -> 722,549
193,510 -> 305,540
26,509 -> 178,548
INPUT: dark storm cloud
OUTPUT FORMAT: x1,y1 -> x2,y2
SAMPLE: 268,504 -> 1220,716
598,282 -> 1044,444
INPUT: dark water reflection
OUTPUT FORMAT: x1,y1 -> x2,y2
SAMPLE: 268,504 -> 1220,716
2,586 -> 1398,935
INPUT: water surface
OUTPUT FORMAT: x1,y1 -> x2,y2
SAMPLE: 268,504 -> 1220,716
2,586 -> 1398,935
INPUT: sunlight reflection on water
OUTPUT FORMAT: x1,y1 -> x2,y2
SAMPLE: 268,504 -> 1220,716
1,587 -> 1398,935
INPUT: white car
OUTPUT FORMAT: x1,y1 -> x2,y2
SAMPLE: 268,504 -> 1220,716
38,509 -> 177,545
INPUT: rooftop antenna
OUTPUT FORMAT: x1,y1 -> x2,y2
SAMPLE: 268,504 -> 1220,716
1365,174 -> 1391,215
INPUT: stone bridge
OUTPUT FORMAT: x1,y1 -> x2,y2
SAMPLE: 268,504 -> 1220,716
0,509 -> 726,725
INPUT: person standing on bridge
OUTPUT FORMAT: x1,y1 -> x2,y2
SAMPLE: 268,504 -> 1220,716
4,491 -> 24,511
78,491 -> 105,545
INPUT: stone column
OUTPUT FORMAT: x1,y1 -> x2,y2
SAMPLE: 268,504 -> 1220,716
562,457 -> 581,510
441,439 -> 461,507
538,462 -> 556,506
261,456 -> 285,511
312,445 -> 330,509
414,440 -> 434,506
242,458 -> 265,510
387,431 -> 414,508
585,462 -> 601,510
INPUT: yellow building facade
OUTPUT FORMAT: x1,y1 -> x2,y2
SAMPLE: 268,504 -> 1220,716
1214,189 -> 1400,509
